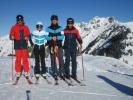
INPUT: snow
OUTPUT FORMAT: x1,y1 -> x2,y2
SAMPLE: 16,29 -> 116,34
0,55 -> 133,100
120,22 -> 133,32
0,35 -> 12,57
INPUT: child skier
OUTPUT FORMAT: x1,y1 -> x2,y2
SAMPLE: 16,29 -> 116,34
31,22 -> 50,83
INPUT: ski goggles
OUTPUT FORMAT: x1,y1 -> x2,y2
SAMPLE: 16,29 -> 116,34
36,25 -> 43,29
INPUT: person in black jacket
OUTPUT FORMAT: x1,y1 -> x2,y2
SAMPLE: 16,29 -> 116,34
64,18 -> 83,79
46,15 -> 65,80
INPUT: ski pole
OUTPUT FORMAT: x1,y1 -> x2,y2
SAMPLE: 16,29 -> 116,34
11,40 -> 14,81
28,58 -> 33,78
79,46 -> 85,81
45,46 -> 50,77
28,46 -> 34,78
81,53 -> 85,81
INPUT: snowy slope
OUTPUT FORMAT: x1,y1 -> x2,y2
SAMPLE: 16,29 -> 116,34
120,22 -> 133,32
0,55 -> 133,100
0,35 -> 12,57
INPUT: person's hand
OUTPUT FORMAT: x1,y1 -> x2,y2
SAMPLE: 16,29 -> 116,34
54,46 -> 58,54
24,37 -> 28,40
10,36 -> 15,40
52,36 -> 57,41
78,44 -> 83,53
31,43 -> 34,48
79,44 -> 82,49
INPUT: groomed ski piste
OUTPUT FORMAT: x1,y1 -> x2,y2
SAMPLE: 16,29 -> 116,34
0,55 -> 133,100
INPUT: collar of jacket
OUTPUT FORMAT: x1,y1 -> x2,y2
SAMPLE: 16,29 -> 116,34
66,26 -> 75,30
15,23 -> 24,27
50,24 -> 59,29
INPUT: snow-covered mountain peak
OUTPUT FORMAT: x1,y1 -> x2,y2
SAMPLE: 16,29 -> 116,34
75,16 -> 133,66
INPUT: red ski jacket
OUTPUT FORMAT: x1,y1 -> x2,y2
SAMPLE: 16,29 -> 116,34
10,23 -> 30,49
10,23 -> 30,40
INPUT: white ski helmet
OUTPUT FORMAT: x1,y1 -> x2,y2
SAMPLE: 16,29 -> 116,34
36,21 -> 43,28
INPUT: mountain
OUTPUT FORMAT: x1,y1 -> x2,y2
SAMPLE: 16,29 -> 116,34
0,35 -> 13,57
75,16 -> 133,66
0,16 -> 133,66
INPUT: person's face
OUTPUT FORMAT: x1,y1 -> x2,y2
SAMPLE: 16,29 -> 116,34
17,19 -> 23,25
36,25 -> 43,31
68,22 -> 73,28
37,27 -> 42,31
51,19 -> 58,25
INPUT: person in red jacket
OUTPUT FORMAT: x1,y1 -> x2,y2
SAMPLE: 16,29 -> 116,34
10,15 -> 31,82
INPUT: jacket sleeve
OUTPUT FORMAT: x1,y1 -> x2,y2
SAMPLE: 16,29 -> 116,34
10,26 -> 15,36
29,34 -> 34,46
9,26 -> 15,40
57,27 -> 64,40
45,28 -> 52,41
25,26 -> 30,37
45,32 -> 52,41
76,29 -> 83,44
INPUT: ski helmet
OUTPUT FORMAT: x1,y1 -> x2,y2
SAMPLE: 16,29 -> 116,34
16,15 -> 24,21
67,18 -> 74,24
51,15 -> 58,20
36,21 -> 43,29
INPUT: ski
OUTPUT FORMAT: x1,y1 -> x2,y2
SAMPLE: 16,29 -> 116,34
54,77 -> 59,85
35,77 -> 39,84
41,75 -> 52,84
60,77 -> 73,86
12,77 -> 20,85
54,80 -> 59,85
71,77 -> 86,86
24,76 -> 33,85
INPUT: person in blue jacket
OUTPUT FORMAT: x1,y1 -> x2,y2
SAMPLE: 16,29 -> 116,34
46,15 -> 65,81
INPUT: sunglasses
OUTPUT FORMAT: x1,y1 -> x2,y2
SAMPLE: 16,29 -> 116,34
17,19 -> 23,22
51,18 -> 58,21
68,22 -> 73,24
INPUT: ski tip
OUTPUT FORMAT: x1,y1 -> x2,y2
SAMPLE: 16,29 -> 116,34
12,83 -> 18,85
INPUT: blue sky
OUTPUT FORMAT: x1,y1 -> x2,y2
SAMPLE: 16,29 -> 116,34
0,0 -> 133,35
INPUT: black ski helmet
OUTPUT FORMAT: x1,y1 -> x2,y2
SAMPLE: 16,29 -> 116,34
16,15 -> 24,21
67,18 -> 74,24
51,15 -> 58,20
